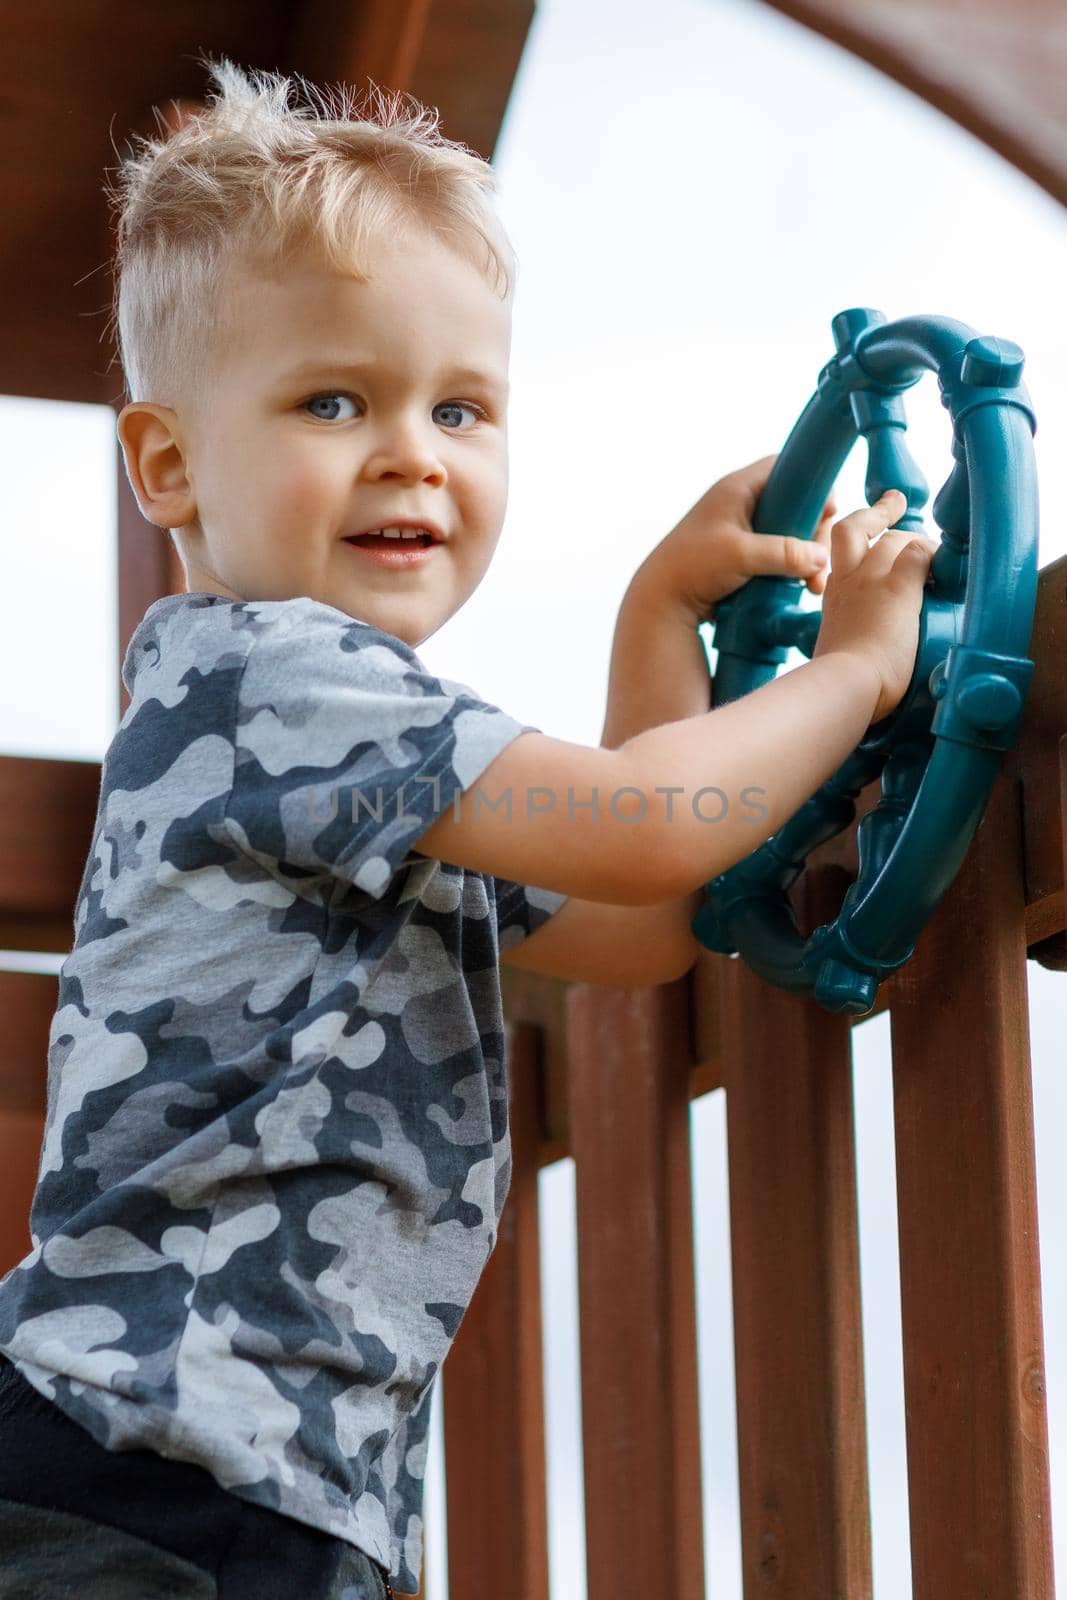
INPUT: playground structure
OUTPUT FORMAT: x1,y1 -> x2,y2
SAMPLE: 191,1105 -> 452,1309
0,4 -> 1063,1596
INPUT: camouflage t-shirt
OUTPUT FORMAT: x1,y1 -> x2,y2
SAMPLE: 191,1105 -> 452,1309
0,591 -> 568,1594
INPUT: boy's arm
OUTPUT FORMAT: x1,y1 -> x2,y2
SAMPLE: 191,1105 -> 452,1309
411,618 -> 882,934
420,466 -> 893,988
413,642 -> 879,889
498,572 -> 710,986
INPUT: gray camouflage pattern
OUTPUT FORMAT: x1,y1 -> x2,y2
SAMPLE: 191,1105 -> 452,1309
0,593 -> 568,1593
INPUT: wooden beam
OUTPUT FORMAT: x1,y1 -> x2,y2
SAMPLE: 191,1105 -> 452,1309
288,0 -> 536,159
0,2 -> 530,402
0,7 -> 296,404
757,0 -> 1067,211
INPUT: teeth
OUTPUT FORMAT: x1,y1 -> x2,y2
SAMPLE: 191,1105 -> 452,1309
376,526 -> 430,540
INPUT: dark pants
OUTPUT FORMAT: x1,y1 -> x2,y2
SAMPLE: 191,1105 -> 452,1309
0,1356 -> 392,1598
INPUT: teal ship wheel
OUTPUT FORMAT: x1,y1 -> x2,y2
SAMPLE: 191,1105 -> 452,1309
690,307 -> 1039,1017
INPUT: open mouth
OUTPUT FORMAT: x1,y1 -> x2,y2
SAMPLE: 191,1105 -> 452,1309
346,532 -> 436,549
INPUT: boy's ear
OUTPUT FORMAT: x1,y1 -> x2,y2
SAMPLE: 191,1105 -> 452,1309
116,403 -> 198,530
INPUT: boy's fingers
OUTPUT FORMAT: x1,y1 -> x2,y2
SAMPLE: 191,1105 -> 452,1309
897,537 -> 939,568
859,489 -> 907,528
739,491 -> 921,586
812,518 -> 833,560
831,490 -> 907,576
806,562 -> 829,595
750,533 -> 829,578
831,510 -> 884,573
863,532 -> 938,585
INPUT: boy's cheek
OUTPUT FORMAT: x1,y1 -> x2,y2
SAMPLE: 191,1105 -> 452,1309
272,467 -> 336,523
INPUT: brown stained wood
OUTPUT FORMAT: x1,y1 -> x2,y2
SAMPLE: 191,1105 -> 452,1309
0,972 -> 55,1115
0,4 -> 531,405
0,1110 -> 46,1277
0,3 -> 297,406
889,772 -> 1054,1599
759,0 -> 1067,212
690,950 -> 725,1095
289,0 -> 434,111
0,972 -> 54,1274
565,980 -> 704,1600
0,918 -> 73,955
1030,734 -> 1067,970
0,756 -> 99,918
1054,743 -> 1067,973
500,966 -> 573,1161
715,862 -> 872,1599
444,1023 -> 550,1600
1010,553 -> 1067,930
289,0 -> 536,162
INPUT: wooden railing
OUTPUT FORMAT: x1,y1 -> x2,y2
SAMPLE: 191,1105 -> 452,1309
1,504 -> 1063,1596
444,554 -> 1067,1599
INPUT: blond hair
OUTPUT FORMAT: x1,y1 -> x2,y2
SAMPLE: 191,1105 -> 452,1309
105,54 -> 516,409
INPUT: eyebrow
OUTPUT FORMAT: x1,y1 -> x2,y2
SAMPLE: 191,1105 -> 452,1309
277,359 -> 508,396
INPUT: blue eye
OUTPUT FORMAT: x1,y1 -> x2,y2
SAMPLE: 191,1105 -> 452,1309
303,393 -> 486,427
433,401 -> 484,429
305,394 -> 359,422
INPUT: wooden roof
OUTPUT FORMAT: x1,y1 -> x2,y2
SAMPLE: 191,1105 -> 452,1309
762,0 -> 1067,211
0,0 -> 1062,409
0,0 -> 535,406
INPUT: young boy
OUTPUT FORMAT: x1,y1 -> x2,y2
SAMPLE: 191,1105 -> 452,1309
0,56 -> 935,1600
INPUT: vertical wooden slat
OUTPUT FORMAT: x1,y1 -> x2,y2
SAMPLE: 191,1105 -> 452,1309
0,969 -> 53,1273
0,756 -> 95,1272
716,863 -> 873,1598
0,1108 -> 46,1266
444,1020 -> 550,1600
0,756 -> 99,916
890,771 -> 1055,1598
566,979 -> 704,1600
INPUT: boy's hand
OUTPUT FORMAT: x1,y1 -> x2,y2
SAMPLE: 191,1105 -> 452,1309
813,490 -> 939,723
632,453 -> 836,624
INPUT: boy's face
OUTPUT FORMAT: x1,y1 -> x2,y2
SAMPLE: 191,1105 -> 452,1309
119,225 -> 512,650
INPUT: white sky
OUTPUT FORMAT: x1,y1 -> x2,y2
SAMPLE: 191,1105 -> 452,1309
1,0 -> 1065,1593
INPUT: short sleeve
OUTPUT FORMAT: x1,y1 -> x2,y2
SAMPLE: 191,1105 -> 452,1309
493,877 -> 570,950
225,604 -> 542,901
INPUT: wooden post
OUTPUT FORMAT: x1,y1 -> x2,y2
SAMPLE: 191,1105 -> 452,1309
716,863 -> 873,1598
444,1022 -> 551,1600
890,771 -> 1055,1598
566,979 -> 705,1600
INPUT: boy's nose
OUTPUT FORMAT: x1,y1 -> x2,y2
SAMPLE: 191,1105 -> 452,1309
362,422 -> 446,485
